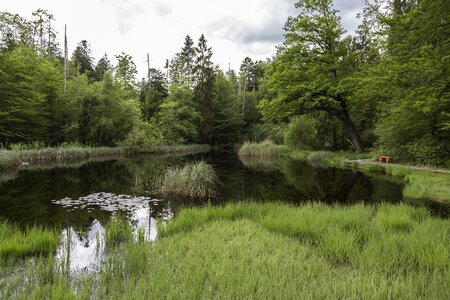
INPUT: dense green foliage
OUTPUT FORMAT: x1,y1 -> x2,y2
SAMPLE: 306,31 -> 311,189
1,1 -> 449,165
258,0 -> 450,165
0,12 -> 249,150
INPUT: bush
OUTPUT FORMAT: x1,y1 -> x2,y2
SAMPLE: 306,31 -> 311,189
284,116 -> 318,150
246,123 -> 287,144
121,122 -> 165,152
403,135 -> 447,166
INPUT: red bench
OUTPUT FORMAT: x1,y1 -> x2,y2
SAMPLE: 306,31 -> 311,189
378,156 -> 394,163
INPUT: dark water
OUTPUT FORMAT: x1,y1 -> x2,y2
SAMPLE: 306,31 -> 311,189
1,152 -> 448,228
1,152 -> 448,273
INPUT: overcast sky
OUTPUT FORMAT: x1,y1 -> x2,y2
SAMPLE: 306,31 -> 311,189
2,0 -> 365,78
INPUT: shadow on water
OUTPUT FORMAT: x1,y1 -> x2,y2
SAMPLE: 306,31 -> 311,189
1,151 -> 449,272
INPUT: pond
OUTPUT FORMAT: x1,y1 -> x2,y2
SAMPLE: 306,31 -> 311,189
0,152 -> 448,273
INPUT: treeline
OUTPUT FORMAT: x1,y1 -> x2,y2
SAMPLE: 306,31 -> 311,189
0,10 -> 267,150
1,1 -> 449,166
258,0 -> 450,166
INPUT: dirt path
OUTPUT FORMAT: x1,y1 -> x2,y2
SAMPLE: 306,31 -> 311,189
344,159 -> 450,174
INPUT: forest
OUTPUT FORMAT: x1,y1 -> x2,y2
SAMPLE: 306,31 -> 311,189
1,0 -> 449,166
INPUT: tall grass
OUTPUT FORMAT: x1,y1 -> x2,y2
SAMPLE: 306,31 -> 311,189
238,140 -> 288,157
402,172 -> 450,203
0,221 -> 59,260
0,146 -> 125,170
0,144 -> 211,170
287,149 -> 450,202
161,203 -> 450,275
153,144 -> 211,155
155,161 -> 218,199
105,216 -> 133,245
2,202 -> 449,299
289,149 -> 371,167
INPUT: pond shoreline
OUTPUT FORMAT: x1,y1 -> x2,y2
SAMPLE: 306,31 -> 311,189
0,144 -> 210,170
237,143 -> 450,203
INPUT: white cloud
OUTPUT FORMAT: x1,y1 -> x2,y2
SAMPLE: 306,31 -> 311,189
1,0 -> 365,77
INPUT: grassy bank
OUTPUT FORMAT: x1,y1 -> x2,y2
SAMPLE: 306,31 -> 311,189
2,203 -> 449,298
0,147 -> 125,170
152,144 -> 210,155
0,144 -> 210,170
297,150 -> 450,203
238,143 -> 450,203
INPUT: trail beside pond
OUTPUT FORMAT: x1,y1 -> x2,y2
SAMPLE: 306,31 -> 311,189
345,159 -> 450,174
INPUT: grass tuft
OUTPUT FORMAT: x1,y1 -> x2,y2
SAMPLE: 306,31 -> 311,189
155,161 -> 218,199
238,140 -> 288,157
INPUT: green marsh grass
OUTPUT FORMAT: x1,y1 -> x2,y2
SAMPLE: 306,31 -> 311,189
287,149 -> 450,202
0,144 -> 210,170
2,202 -> 449,299
366,165 -> 450,203
238,140 -> 288,157
156,161 -> 218,199
0,221 -> 59,260
153,144 -> 210,155
0,146 -> 125,170
105,216 -> 133,245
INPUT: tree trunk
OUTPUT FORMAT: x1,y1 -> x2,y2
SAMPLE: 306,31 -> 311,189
338,110 -> 364,152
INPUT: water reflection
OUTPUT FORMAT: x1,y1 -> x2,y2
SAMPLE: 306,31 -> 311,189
56,220 -> 106,275
1,152 -> 449,274
0,152 -> 448,232
52,193 -> 175,274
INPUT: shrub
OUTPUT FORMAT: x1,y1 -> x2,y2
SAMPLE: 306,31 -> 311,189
246,123 -> 287,144
403,135 -> 447,166
121,122 -> 165,152
284,115 -> 318,150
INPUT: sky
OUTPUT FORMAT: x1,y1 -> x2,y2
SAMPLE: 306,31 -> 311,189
1,0 -> 366,78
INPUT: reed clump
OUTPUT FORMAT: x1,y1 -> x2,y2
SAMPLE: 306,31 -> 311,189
238,140 -> 288,157
156,161 -> 218,199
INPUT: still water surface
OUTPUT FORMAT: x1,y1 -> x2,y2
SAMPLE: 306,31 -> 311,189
1,152 -> 448,273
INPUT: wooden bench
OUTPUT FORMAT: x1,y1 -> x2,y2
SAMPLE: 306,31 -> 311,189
378,156 -> 394,163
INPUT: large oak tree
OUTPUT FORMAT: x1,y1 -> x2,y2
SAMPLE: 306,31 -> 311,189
260,0 -> 364,151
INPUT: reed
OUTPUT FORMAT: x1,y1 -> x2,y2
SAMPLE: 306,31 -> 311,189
156,161 -> 218,199
238,140 -> 288,157
0,146 -> 125,170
